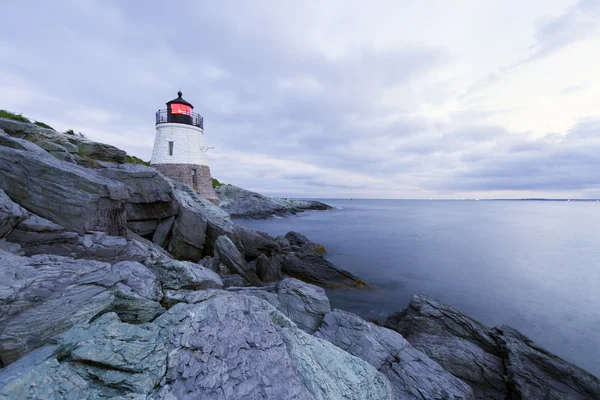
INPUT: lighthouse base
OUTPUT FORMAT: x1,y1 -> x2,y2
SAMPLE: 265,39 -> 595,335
152,163 -> 219,205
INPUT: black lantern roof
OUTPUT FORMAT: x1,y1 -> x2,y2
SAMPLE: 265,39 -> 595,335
166,91 -> 194,109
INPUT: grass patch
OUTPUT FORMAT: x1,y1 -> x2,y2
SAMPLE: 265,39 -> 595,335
125,155 -> 150,166
212,178 -> 223,188
34,121 -> 54,130
0,110 -> 31,123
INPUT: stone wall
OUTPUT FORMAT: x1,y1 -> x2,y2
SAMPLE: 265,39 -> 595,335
152,163 -> 219,204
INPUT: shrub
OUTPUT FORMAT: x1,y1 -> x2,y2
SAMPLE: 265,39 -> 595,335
0,110 -> 31,123
64,129 -> 76,136
34,121 -> 54,130
125,155 -> 150,166
314,244 -> 327,256
212,178 -> 223,188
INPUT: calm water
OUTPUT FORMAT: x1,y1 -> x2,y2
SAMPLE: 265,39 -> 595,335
237,199 -> 600,377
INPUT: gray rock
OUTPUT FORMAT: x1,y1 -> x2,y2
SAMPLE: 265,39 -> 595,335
144,255 -> 223,291
0,239 -> 21,254
215,235 -> 261,286
215,184 -> 333,219
1,293 -> 394,399
317,309 -> 476,400
0,131 -> 130,236
277,278 -> 330,333
384,293 -> 507,399
126,219 -> 159,236
98,163 -> 179,229
220,274 -> 250,288
280,252 -> 363,287
6,214 -> 81,255
256,253 -> 283,283
76,140 -> 127,163
233,224 -> 280,258
492,325 -> 600,400
111,283 -> 165,324
113,261 -> 162,301
172,184 -> 237,255
154,292 -> 393,399
0,250 -> 119,366
152,215 -> 175,248
0,189 -> 28,238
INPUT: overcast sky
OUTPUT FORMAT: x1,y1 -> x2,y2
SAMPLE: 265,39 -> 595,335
1,1 -> 599,198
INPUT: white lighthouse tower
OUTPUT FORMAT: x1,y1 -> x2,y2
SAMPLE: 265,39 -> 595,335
151,91 -> 219,204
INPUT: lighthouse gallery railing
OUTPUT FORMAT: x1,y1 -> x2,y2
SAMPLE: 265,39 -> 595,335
155,109 -> 203,129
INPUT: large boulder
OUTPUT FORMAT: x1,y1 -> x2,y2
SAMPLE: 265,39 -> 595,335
277,278 -> 330,333
0,189 -> 29,238
384,293 -> 507,399
279,231 -> 365,287
0,250 -> 118,366
0,292 -> 394,399
98,163 -> 179,230
0,130 -> 130,236
317,309 -> 476,400
143,254 -> 222,291
256,253 -> 283,283
491,325 -> 600,400
215,184 -> 333,219
233,224 -> 280,258
215,235 -> 262,286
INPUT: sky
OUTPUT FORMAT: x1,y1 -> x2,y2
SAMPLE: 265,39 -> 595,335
1,0 -> 599,199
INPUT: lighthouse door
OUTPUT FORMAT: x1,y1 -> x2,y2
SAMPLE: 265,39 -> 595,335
192,169 -> 198,186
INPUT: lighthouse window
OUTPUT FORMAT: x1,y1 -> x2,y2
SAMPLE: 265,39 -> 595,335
171,104 -> 192,115
168,141 -> 174,156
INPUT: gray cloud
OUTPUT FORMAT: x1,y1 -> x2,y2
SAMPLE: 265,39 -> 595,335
0,1 -> 599,198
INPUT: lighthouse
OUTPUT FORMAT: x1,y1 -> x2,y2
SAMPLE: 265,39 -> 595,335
151,91 -> 218,204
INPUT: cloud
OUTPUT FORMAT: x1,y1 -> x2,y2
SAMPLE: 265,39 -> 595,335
0,1 -> 599,199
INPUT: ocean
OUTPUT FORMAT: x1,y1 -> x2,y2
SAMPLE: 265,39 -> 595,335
236,199 -> 600,377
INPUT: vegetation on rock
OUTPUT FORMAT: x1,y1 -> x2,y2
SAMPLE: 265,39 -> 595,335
0,109 -> 31,123
125,155 -> 150,166
212,177 -> 223,188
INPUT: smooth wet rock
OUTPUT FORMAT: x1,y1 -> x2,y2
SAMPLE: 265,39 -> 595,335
0,189 -> 28,238
384,293 -> 507,399
317,309 -> 476,400
277,278 -> 330,333
256,253 -> 283,283
0,131 -> 130,236
492,325 -> 600,400
215,235 -> 262,286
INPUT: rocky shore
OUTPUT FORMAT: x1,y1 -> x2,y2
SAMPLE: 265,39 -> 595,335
215,184 -> 334,219
0,117 -> 599,399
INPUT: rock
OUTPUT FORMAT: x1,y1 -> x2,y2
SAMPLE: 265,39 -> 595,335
221,274 -> 250,288
113,261 -> 162,301
277,278 -> 330,333
6,214 -> 81,255
275,235 -> 292,252
152,215 -> 175,248
76,140 -> 127,163
215,184 -> 334,219
0,189 -> 28,238
173,184 -> 237,252
0,131 -> 130,236
1,293 -> 394,399
98,163 -> 179,231
317,309 -> 476,400
144,255 -> 223,291
111,283 -> 165,324
168,196 -> 207,261
215,235 -> 261,286
280,252 -> 363,287
0,250 -> 119,366
0,239 -> 21,254
384,293 -> 507,400
491,325 -> 600,400
233,224 -> 280,258
278,231 -> 364,287
256,253 -> 283,283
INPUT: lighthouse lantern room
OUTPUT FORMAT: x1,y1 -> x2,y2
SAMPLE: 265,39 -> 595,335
151,91 -> 218,204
